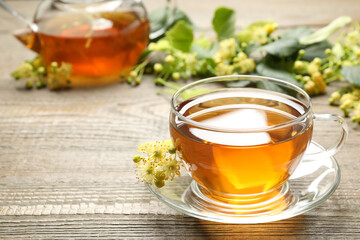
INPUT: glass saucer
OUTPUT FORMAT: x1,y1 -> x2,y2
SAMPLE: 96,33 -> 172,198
146,141 -> 340,224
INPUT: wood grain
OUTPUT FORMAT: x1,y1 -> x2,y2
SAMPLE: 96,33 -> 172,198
0,0 -> 360,239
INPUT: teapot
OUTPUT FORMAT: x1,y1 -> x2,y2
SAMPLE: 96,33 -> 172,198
1,0 -> 170,88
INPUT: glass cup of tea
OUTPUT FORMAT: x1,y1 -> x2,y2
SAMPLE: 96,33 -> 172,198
169,75 -> 347,213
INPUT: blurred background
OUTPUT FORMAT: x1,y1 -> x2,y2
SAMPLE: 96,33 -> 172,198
144,0 -> 360,29
2,0 -> 360,32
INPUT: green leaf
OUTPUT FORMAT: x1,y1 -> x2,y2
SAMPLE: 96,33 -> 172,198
149,7 -> 193,41
212,7 -> 236,41
264,54 -> 294,72
262,38 -> 300,57
191,44 -> 212,59
244,42 -> 261,55
166,21 -> 194,52
281,27 -> 313,40
196,58 -> 216,76
341,65 -> 360,87
191,36 -> 216,59
236,20 -> 276,44
149,7 -> 169,29
256,62 -> 303,87
301,40 -> 332,61
300,16 -> 352,45
261,27 -> 313,57
193,36 -> 212,49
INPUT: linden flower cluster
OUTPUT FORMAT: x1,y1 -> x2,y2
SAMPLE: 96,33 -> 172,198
133,140 -> 182,188
11,56 -> 72,90
340,23 -> 360,65
293,24 -> 360,97
213,38 -> 256,76
236,21 -> 278,45
293,54 -> 327,96
46,62 -> 72,90
149,39 -> 199,81
329,88 -> 360,122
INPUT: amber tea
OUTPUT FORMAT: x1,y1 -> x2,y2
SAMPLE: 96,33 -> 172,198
15,11 -> 149,87
170,88 -> 313,197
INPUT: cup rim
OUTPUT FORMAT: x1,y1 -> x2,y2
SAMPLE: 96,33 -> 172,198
170,75 -> 313,133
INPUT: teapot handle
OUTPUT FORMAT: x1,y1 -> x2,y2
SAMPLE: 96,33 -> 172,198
149,0 -> 177,41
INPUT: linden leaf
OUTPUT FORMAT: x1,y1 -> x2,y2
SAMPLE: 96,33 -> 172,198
256,62 -> 303,87
262,27 -> 313,57
212,7 -> 236,41
262,38 -> 301,57
166,20 -> 193,52
150,7 -> 193,41
341,65 -> 360,87
301,40 -> 332,61
300,16 -> 352,45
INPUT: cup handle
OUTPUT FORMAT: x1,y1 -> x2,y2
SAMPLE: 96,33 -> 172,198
305,114 -> 348,159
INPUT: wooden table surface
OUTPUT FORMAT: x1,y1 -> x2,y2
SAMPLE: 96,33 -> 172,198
1,0 -> 360,239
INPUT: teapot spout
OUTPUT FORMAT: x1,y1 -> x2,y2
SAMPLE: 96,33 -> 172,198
13,28 -> 41,53
0,0 -> 40,52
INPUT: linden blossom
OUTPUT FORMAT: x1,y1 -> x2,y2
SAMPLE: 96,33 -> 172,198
134,140 -> 182,188
11,56 -> 72,90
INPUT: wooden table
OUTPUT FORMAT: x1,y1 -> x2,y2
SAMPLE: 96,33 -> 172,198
1,0 -> 360,239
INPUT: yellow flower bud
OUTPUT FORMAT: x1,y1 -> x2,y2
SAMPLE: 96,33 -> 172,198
294,61 -> 304,70
304,81 -> 315,94
133,155 -> 142,163
307,63 -> 320,75
325,48 -> 332,56
352,103 -> 360,122
155,179 -> 165,188
312,58 -> 322,66
241,42 -> 248,49
265,23 -> 277,34
165,55 -> 175,63
129,71 -> 137,78
340,99 -> 353,109
323,68 -> 333,77
331,91 -> 341,101
135,77 -> 141,85
302,76 -> 311,83
154,63 -> 163,72
298,49 -> 306,56
168,146 -> 176,154
340,93 -> 355,104
311,72 -> 323,83
148,42 -> 157,51
172,72 -> 181,80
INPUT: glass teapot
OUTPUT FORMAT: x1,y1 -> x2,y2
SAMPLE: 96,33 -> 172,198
1,0 -> 167,88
